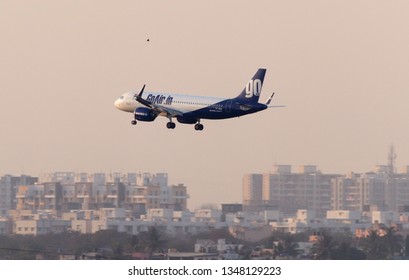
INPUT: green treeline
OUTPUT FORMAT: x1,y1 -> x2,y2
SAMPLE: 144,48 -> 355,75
0,227 -> 408,260
0,227 -> 236,260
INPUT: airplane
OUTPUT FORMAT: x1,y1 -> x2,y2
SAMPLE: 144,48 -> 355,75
114,68 -> 283,131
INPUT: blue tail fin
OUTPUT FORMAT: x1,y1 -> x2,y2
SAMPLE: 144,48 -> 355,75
236,68 -> 266,102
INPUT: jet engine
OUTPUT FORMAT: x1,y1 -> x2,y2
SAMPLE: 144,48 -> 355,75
134,107 -> 157,122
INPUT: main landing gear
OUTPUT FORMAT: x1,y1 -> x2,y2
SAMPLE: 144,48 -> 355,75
194,123 -> 204,131
166,121 -> 176,129
131,117 -> 204,131
166,120 -> 204,131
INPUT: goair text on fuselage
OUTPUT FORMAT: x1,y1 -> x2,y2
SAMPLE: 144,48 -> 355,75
146,94 -> 173,105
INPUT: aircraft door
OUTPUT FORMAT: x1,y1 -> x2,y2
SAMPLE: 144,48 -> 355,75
225,101 -> 232,113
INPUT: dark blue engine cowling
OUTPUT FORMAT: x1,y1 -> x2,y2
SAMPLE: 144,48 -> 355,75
176,116 -> 197,124
134,107 -> 157,122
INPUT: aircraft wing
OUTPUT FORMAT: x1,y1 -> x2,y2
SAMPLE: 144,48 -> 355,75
134,85 -> 184,117
150,103 -> 184,117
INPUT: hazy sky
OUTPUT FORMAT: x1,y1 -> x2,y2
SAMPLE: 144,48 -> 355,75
1,1 -> 409,209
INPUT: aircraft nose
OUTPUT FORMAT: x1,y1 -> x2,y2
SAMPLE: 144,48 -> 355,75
114,98 -> 122,109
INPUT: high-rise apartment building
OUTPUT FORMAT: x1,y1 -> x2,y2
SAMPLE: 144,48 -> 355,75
0,175 -> 15,215
0,175 -> 38,215
331,168 -> 409,212
263,165 -> 337,218
246,164 -> 409,217
331,173 -> 363,211
242,174 -> 263,211
10,172 -> 189,216
244,165 -> 338,217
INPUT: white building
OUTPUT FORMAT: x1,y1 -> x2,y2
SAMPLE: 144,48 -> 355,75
372,211 -> 400,224
14,214 -> 70,235
326,210 -> 361,221
261,165 -> 337,218
195,209 -> 222,224
40,172 -> 75,185
146,208 -> 174,222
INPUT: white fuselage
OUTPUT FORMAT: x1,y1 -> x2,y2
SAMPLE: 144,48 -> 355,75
114,90 -> 226,117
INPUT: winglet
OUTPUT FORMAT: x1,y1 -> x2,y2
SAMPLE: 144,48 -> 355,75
134,84 -> 152,108
139,84 -> 146,96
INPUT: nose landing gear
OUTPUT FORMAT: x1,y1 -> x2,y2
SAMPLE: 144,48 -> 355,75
131,112 -> 137,125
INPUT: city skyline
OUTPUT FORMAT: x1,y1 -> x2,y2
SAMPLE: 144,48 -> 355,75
2,153 -> 408,211
2,1 -> 409,211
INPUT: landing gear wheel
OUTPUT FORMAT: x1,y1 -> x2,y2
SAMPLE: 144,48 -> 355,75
194,124 -> 204,131
131,120 -> 137,125
167,122 -> 176,129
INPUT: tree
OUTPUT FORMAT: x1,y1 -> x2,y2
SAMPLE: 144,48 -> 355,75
264,231 -> 303,259
112,242 -> 124,259
138,226 -> 167,258
383,226 -> 403,258
311,232 -> 336,260
361,230 -> 388,260
405,235 -> 409,257
332,241 -> 366,260
360,227 -> 403,259
280,235 -> 300,258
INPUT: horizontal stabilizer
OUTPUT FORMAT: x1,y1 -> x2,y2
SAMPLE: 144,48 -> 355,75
265,92 -> 285,107
265,92 -> 275,105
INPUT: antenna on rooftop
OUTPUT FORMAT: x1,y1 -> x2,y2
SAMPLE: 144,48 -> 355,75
388,144 -> 397,176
